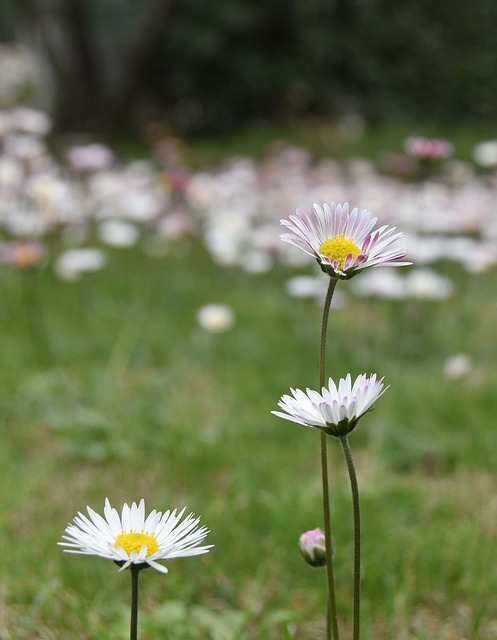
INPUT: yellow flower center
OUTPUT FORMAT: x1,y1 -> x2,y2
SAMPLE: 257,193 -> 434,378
114,531 -> 159,557
319,235 -> 361,270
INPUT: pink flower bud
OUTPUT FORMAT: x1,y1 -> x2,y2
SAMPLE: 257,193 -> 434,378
298,528 -> 328,567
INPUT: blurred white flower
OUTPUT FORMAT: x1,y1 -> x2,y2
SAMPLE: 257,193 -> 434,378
203,210 -> 249,262
350,269 -> 406,300
4,133 -> 46,160
67,143 -> 114,172
0,155 -> 24,196
405,269 -> 454,300
3,208 -> 52,237
472,140 -> 497,168
10,107 -> 52,136
197,304 -> 235,333
241,250 -> 273,274
98,219 -> 140,248
119,189 -> 164,222
26,173 -> 78,222
443,354 -> 473,381
404,234 -> 447,265
88,170 -> 122,203
286,275 -> 349,308
286,275 -> 328,299
55,248 -> 106,281
447,237 -> 497,273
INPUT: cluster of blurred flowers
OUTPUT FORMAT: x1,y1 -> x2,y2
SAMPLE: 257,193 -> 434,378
0,106 -> 194,280
1,106 -> 497,301
188,136 -> 497,304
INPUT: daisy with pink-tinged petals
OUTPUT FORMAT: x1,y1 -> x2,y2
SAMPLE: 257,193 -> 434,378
280,202 -> 411,279
59,498 -> 212,574
272,373 -> 387,437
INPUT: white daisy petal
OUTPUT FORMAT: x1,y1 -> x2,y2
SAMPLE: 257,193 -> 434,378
104,498 -> 123,536
121,503 -> 132,532
146,558 -> 170,574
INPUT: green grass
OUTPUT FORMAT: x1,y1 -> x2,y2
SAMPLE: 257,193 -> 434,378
1,239 -> 497,639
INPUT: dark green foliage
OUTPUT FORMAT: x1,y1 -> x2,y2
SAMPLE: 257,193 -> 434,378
126,0 -> 497,127
3,0 -> 497,131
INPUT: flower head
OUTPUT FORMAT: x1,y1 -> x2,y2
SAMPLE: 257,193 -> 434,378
54,248 -> 107,281
66,143 -> 114,172
197,303 -> 235,333
280,202 -> 410,279
404,136 -> 454,161
272,373 -> 387,437
472,140 -> 497,168
299,528 -> 328,567
59,498 -> 212,574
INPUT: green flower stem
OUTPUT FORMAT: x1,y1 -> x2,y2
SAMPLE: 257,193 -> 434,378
321,432 -> 339,639
130,566 -> 141,640
319,278 -> 337,389
339,436 -> 361,640
320,277 -> 340,640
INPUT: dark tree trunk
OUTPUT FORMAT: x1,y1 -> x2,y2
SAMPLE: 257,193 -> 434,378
12,0 -> 183,132
106,0 -> 183,130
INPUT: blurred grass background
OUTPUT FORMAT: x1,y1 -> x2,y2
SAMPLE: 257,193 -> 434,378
1,224 -> 497,639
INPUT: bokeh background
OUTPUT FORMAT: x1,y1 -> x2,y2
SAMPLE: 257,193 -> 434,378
1,1 -> 497,639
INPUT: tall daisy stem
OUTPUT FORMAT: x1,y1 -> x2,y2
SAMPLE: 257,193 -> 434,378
321,431 -> 339,639
130,566 -> 141,640
320,277 -> 340,640
340,436 -> 361,640
319,277 -> 337,389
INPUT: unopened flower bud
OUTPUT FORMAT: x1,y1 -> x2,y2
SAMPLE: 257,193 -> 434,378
298,528 -> 328,567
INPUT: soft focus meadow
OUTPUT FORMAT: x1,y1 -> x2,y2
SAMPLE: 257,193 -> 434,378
1,99 -> 497,639
3,19 -> 497,633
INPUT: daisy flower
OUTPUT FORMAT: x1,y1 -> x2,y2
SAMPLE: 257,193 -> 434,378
196,303 -> 235,333
272,373 -> 387,437
280,202 -> 411,279
59,498 -> 212,574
